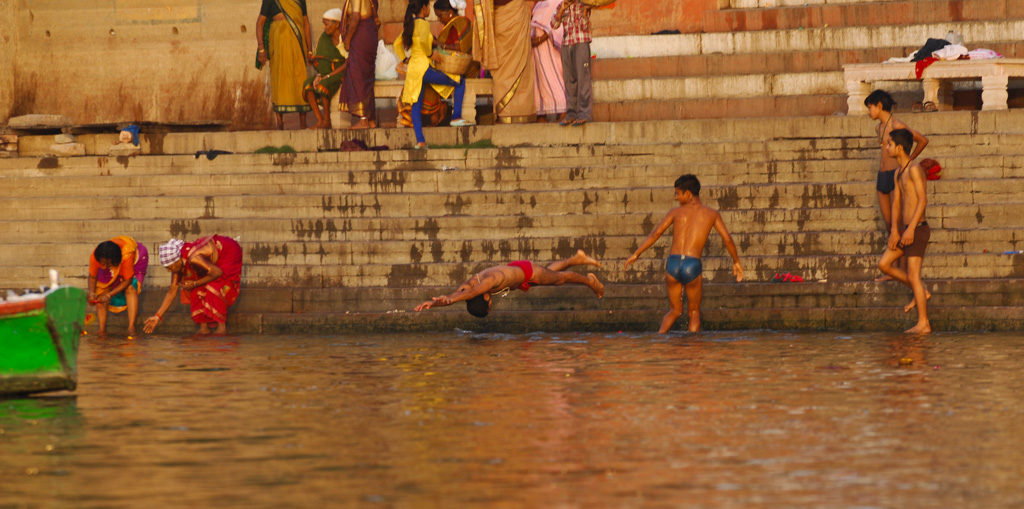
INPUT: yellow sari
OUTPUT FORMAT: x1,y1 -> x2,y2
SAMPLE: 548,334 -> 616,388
268,0 -> 311,113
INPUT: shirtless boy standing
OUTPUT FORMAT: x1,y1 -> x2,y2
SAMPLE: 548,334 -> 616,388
624,175 -> 743,333
414,250 -> 605,317
877,129 -> 932,334
865,90 -> 928,281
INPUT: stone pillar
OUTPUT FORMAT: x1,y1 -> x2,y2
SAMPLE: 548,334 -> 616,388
0,0 -> 15,125
981,75 -> 1009,111
845,79 -> 871,116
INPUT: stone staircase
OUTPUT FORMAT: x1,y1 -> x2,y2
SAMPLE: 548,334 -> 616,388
2,111 -> 1023,333
590,0 -> 1024,121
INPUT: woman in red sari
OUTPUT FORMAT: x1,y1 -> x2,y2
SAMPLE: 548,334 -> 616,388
144,236 -> 243,335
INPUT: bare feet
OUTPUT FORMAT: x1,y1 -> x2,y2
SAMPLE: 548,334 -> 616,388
587,273 -> 605,298
904,290 -> 932,313
96,328 -> 107,335
349,118 -> 375,130
573,249 -> 602,268
904,323 -> 932,334
197,324 -> 211,335
214,323 -> 227,335
874,274 -> 895,282
127,328 -> 137,335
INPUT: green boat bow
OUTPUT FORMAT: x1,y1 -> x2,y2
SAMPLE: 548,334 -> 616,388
0,287 -> 86,396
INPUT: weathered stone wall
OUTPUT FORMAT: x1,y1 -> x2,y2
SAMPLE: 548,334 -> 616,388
0,0 -> 16,124
4,0 -> 710,130
8,0 -> 371,130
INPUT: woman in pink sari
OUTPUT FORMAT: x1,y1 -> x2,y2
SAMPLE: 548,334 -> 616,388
145,236 -> 244,335
531,0 -> 566,123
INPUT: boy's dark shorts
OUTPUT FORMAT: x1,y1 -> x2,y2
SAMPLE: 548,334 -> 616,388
876,169 -> 896,194
900,222 -> 931,258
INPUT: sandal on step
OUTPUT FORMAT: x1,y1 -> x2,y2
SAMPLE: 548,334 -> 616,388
912,102 -> 923,112
923,101 -> 938,112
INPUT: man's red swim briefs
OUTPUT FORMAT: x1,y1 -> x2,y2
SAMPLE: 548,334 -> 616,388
507,260 -> 534,291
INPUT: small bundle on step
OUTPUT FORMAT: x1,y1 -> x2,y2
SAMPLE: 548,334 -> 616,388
0,134 -> 16,157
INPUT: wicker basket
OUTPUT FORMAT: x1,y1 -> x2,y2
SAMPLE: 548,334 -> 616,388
434,49 -> 473,75
580,0 -> 616,6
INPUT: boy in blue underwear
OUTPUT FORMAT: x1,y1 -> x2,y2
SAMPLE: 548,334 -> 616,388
414,250 -> 604,317
625,174 -> 744,333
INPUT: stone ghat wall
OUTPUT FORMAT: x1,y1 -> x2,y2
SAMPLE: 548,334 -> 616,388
0,0 -> 697,128
2,114 -> 1024,332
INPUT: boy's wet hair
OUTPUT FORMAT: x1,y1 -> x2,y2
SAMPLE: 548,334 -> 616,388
864,90 -> 895,112
674,174 -> 700,196
433,0 -> 453,12
466,295 -> 489,318
889,128 -> 914,155
94,241 -> 122,266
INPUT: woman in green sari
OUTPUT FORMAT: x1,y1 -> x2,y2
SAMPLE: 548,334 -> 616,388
303,9 -> 348,129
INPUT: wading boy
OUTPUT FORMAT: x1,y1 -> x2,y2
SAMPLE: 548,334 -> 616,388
624,175 -> 743,333
414,250 -> 604,317
877,129 -> 932,334
865,90 -> 929,281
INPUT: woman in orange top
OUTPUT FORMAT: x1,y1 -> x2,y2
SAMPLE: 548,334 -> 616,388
87,236 -> 149,335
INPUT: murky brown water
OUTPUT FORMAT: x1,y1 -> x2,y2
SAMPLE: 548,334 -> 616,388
3,331 -> 1024,508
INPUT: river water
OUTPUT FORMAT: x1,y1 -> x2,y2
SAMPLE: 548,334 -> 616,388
2,331 -> 1023,508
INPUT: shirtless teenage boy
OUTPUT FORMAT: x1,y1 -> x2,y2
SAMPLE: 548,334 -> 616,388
414,250 -> 605,317
624,175 -> 743,333
877,129 -> 932,334
865,90 -> 929,281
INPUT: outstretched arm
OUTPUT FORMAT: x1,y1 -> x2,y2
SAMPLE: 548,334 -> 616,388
624,212 -> 673,270
713,213 -> 744,282
415,276 -> 495,311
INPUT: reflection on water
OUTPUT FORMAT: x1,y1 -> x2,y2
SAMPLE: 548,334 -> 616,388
3,331 -> 1024,507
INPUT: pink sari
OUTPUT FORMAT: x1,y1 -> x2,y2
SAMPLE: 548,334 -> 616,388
531,0 -> 566,115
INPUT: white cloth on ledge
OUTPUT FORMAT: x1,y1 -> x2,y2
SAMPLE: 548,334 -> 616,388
932,44 -> 968,61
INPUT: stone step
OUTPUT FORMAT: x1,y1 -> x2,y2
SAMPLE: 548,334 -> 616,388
594,42 -> 1024,85
0,203 -> 1018,248
8,229 -> 1020,274
67,279 -> 1024,316
10,250 -> 1021,290
5,154 -> 1022,198
231,279 -> 1024,314
2,180 -> 1022,221
84,304 -> 1024,335
8,147 -> 1020,189
704,1 -> 1024,33
592,20 -> 1024,59
7,112 -> 1024,158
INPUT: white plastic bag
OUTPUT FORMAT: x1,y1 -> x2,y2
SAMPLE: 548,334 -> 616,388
375,40 -> 399,81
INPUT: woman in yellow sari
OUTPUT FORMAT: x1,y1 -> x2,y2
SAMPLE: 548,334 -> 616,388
256,0 -> 313,129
